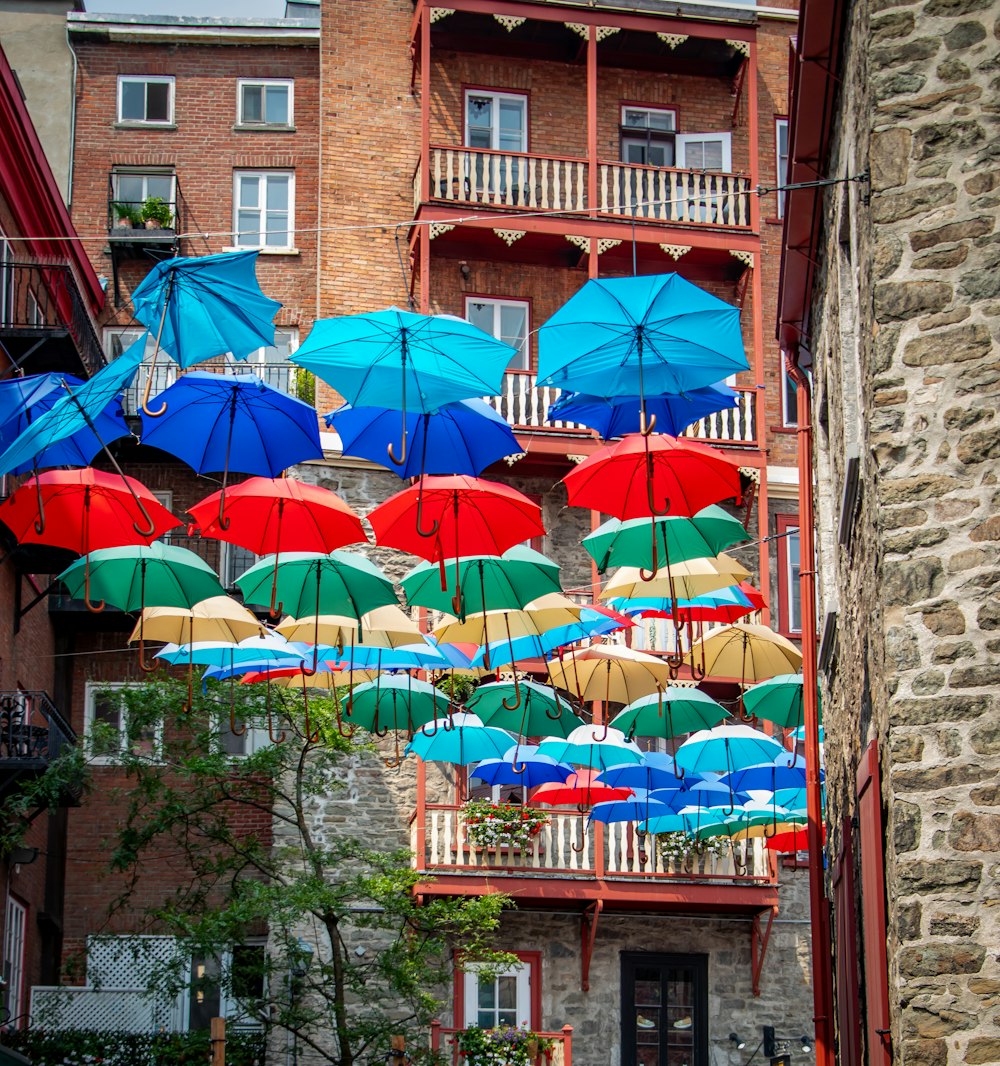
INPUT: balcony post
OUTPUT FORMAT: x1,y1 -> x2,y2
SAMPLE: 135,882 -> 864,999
562,1025 -> 573,1066
586,26 -> 599,278
419,0 -> 431,205
755,457 -> 771,628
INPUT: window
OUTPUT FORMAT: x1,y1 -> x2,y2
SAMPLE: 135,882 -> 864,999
233,171 -> 294,250
461,958 -> 535,1030
151,490 -> 175,544
190,943 -> 267,1030
464,91 -> 527,153
237,80 -> 293,127
620,106 -> 677,167
621,952 -> 708,1066
3,897 -> 26,1028
776,118 -> 789,217
244,327 -> 299,392
112,170 -> 176,227
105,328 -> 168,415
218,710 -> 271,758
221,542 -> 257,590
776,514 -> 801,636
465,297 -> 529,371
782,370 -> 798,426
117,75 -> 174,125
675,133 -> 732,172
84,682 -> 162,763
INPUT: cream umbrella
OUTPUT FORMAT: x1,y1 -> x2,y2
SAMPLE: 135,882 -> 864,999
599,552 -> 751,602
275,604 -> 421,649
688,623 -> 803,689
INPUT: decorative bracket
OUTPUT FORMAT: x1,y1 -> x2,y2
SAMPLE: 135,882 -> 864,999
581,900 -> 603,991
730,249 -> 755,268
493,228 -> 525,246
429,223 -> 455,239
751,906 -> 776,996
597,238 -> 621,255
566,454 -> 588,465
596,26 -> 620,41
659,244 -> 691,261
493,13 -> 525,31
502,452 -> 526,466
430,8 -> 454,22
564,21 -> 588,38
726,38 -> 752,58
657,32 -> 688,49
739,465 -> 761,485
564,235 -> 590,254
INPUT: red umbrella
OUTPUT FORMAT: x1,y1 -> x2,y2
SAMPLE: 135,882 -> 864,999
367,475 -> 544,615
532,769 -> 633,809
187,476 -> 368,615
763,825 -> 826,853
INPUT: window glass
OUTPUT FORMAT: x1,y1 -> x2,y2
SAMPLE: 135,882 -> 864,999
3,898 -> 26,1027
234,172 -> 293,250
120,80 -> 146,121
465,298 -> 529,371
786,527 -> 801,633
118,77 -> 173,124
265,85 -> 289,124
622,107 -> 676,131
146,81 -> 170,122
776,118 -> 790,216
239,82 -> 292,126
465,92 -> 527,152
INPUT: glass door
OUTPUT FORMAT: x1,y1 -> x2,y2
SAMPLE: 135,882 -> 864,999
622,953 -> 707,1066
465,92 -> 527,200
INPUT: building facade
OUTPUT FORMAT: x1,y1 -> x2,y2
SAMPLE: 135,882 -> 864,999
778,0 -> 1000,1063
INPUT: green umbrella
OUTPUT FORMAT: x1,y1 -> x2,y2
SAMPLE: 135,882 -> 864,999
344,675 -> 451,764
610,686 -> 730,741
401,546 -> 561,616
235,551 -> 397,620
741,673 -> 821,729
466,680 -> 582,740
583,505 -> 748,574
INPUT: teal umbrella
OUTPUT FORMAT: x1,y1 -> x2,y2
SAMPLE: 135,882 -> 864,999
465,680 -> 582,741
610,687 -> 729,742
674,724 -> 786,781
404,711 -> 513,766
742,673 -> 822,729
345,675 -> 450,734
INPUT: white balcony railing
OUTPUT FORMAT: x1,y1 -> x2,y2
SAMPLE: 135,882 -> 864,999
123,360 -> 301,418
682,386 -> 757,444
598,163 -> 752,226
429,147 -> 587,212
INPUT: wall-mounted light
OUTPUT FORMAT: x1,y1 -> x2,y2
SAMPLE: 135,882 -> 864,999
730,1033 -> 747,1050
800,1036 -> 812,1054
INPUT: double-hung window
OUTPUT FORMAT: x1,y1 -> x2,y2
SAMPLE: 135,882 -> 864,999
112,169 -> 176,228
85,682 -> 162,763
237,80 -> 293,128
461,957 -> 536,1030
464,91 -> 527,153
233,171 -> 294,250
620,106 -> 677,167
465,297 -> 529,371
776,514 -> 802,636
776,118 -> 789,217
117,75 -> 174,125
243,326 -> 299,393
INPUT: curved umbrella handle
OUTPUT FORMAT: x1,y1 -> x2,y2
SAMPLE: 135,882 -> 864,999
636,828 -> 648,866
639,409 -> 657,437
545,693 -> 564,721
83,558 -> 107,615
266,680 -> 286,744
422,713 -> 440,738
646,476 -> 670,517
500,617 -> 522,710
414,477 -> 440,539
32,474 -> 46,535
387,367 -> 408,466
216,488 -> 231,532
591,719 -> 610,742
140,369 -> 168,418
141,277 -> 173,418
268,551 -> 283,619
571,814 -> 586,853
384,730 -> 403,769
591,662 -> 611,741
639,523 -> 659,582
732,842 -> 748,876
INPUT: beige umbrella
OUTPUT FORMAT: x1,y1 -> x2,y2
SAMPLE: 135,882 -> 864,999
600,552 -> 751,602
432,598 -> 583,647
275,604 -> 421,649
688,623 -> 803,689
128,595 -> 265,648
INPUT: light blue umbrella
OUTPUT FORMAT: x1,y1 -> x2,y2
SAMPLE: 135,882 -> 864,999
404,711 -> 513,766
674,724 -> 786,776
334,642 -> 450,672
155,636 -> 315,669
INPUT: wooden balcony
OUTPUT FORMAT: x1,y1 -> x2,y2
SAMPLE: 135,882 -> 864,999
430,1022 -> 573,1066
419,147 -> 753,230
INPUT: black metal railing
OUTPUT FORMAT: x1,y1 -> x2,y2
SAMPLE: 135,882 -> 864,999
0,259 -> 106,377
0,691 -> 76,768
107,177 -> 181,235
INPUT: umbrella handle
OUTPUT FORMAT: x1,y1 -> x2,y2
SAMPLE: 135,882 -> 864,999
266,683 -> 287,744
217,488 -> 231,532
32,474 -> 46,535
137,635 -> 157,671
639,410 -> 657,436
571,815 -> 586,853
268,553 -> 283,619
545,694 -> 564,721
384,731 -> 403,769
141,275 -> 173,418
335,687 -> 355,739
636,827 -> 648,866
639,523 -> 659,582
592,720 -> 610,742
732,842 -> 748,876
500,618 -> 522,710
229,676 -> 247,736
83,558 -> 107,614
422,713 -> 439,737
414,479 -> 440,539
645,476 -> 670,517
141,369 -> 168,418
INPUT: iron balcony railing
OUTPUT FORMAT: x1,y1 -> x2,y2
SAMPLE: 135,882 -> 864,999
107,176 -> 181,236
0,691 -> 76,770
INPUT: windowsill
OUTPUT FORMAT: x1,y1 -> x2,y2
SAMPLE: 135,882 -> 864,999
771,425 -> 798,434
777,630 -> 802,642
114,121 -> 177,130
764,217 -> 784,225
222,246 -> 300,256
233,123 -> 297,133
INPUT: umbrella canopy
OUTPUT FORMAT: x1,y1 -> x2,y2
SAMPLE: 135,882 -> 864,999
674,724 -> 787,775
404,711 -> 513,765
547,645 -> 673,706
471,746 -> 575,788
597,752 -> 685,792
465,680 -> 581,740
344,675 -> 450,733
610,687 -> 729,740
402,547 -> 561,615
432,596 -> 584,649
155,635 -> 311,669
0,373 -> 131,475
611,584 -> 758,624
601,555 -> 752,602
1,469 -> 180,552
58,542 -> 226,611
689,624 -> 803,684
764,826 -> 825,852
583,506 -> 747,574
131,250 -> 281,369
589,794 -> 674,825
532,769 -> 633,808
334,642 -> 450,671
276,605 -> 421,648
140,372 -> 323,478
128,596 -> 265,645
537,723 -> 644,770
720,763 -> 814,794
548,383 -> 739,439
564,433 -> 741,520
741,673 -> 821,728
537,274 -> 749,400
328,399 -> 519,478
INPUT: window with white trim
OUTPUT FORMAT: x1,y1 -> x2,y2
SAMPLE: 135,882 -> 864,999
464,91 -> 527,152
465,297 -> 529,371
782,370 -> 798,427
776,118 -> 789,217
237,79 -> 293,127
3,897 -> 26,1028
463,960 -> 531,1029
620,106 -> 677,167
117,75 -> 175,125
675,132 -> 732,172
244,326 -> 299,393
233,171 -> 294,250
112,170 -> 176,227
84,682 -> 163,763
189,942 -> 267,1030
777,514 -> 801,636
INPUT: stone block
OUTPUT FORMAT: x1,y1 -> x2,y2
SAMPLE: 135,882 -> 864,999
884,505 -> 929,529
922,602 -> 966,634
896,900 -> 922,940
897,859 -> 982,893
960,244 -> 1000,299
882,475 -> 967,503
965,171 -> 998,196
928,912 -> 980,936
910,215 -> 994,250
886,527 -> 949,552
876,280 -> 953,320
890,733 -> 925,761
969,784 -> 999,804
873,182 -> 958,224
913,120 -> 985,160
932,640 -> 976,663
945,19 -> 989,47
924,0 -> 991,12
875,72 -> 928,98
889,693 -> 993,724
901,1039 -> 948,1066
965,1037 -> 1000,1064
911,669 -> 947,694
951,663 -> 1000,686
913,244 -> 969,269
905,1005 -> 978,1037
898,942 -> 986,976
883,556 -> 945,605
968,514 -> 1000,539
894,800 -> 922,851
969,718 -> 1000,754
938,57 -> 973,80
872,10 -> 916,39
977,599 -> 1000,629
949,548 -> 988,571
886,626 -> 922,668
871,128 -> 912,190
894,763 -> 984,790
903,323 -> 992,367
950,811 -> 1000,851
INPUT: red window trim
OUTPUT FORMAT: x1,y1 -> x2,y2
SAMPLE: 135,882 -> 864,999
452,949 -> 543,1031
775,512 -> 801,638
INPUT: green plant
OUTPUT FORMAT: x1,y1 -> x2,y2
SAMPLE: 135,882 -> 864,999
140,195 -> 174,228
2,1027 -> 265,1066
435,672 -> 475,705
655,830 -> 729,866
462,800 -> 548,849
112,200 -> 142,227
456,1025 -> 554,1066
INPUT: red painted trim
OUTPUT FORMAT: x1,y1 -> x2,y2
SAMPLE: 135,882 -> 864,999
775,512 -> 801,637
420,3 -> 431,204
832,818 -> 862,1066
756,466 -> 771,629
586,27 -> 598,278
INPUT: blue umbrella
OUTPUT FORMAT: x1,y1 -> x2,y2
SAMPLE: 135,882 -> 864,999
334,642 -> 450,672
720,763 -> 818,793
589,792 -> 674,825
547,383 -> 739,439
471,745 -> 574,788
405,711 -> 513,766
292,307 -> 517,468
326,399 -> 519,478
597,752 -> 685,792
139,372 -> 323,524
609,585 -> 755,618
537,274 -> 749,429
131,250 -> 282,415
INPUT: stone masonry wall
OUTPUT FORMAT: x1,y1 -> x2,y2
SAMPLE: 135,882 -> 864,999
808,0 -> 1000,1062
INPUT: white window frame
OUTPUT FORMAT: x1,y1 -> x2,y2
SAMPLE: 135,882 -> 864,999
620,105 -> 677,132
3,897 -> 26,1028
464,296 -> 530,371
232,170 -> 296,252
463,90 -> 528,152
0,224 -> 12,328
463,960 -> 531,1030
776,118 -> 789,217
675,132 -> 732,172
244,326 -> 299,392
84,682 -> 163,765
116,75 -> 175,126
236,79 -> 294,128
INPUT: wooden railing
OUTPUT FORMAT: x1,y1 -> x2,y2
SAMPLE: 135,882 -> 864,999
430,1022 -> 573,1066
598,162 -> 752,226
413,805 -> 775,884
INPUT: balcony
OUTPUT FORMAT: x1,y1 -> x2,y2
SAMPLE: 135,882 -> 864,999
0,691 -> 77,800
430,1023 -> 573,1066
0,260 -> 106,377
420,148 -> 753,230
106,180 -> 181,305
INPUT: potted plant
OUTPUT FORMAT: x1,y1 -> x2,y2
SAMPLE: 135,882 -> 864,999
655,831 -> 729,873
462,799 -> 549,850
112,200 -> 142,228
456,1025 -> 554,1065
140,195 -> 174,229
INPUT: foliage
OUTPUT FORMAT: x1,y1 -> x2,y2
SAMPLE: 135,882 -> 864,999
140,196 -> 174,228
461,800 -> 548,849
93,677 -> 514,1066
654,831 -> 729,865
112,200 -> 143,226
434,673 -> 476,706
2,1026 -> 265,1066
455,1025 -> 554,1066
294,367 -> 316,407
0,744 -> 90,857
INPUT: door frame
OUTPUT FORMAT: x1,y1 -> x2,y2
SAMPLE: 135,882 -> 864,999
620,951 -> 709,1066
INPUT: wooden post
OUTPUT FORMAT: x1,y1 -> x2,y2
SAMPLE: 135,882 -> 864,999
562,1024 -> 574,1066
390,1034 -> 407,1064
210,1016 -> 226,1066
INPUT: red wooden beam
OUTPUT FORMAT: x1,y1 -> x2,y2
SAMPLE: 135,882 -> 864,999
751,905 -> 776,996
580,899 -> 602,992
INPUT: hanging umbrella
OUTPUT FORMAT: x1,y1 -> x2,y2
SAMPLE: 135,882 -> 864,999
741,673 -> 821,729
471,746 -> 574,788
187,476 -> 367,614
292,307 -> 517,467
532,769 -> 633,808
0,372 -> 131,475
610,687 -> 729,742
610,584 -> 758,624
139,372 -> 323,518
547,383 -> 739,439
790,723 -> 825,744
720,763 -> 815,794
654,779 -> 740,812
601,556 -> 751,602
674,724 -> 787,779
537,723 -> 644,771
344,674 -> 451,737
583,506 -> 747,574
589,792 -> 674,825
764,826 -> 825,852
402,547 -> 562,616
547,644 -> 673,711
334,643 -> 450,672
688,624 -> 803,687
597,752 -> 685,792
327,399 -> 519,478
127,596 -> 264,646
275,605 -> 421,649
537,274 -> 749,428
404,710 -> 513,765
466,680 -> 581,740
130,250 -> 282,416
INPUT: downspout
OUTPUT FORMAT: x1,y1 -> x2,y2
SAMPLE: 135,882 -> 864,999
785,342 -> 835,1066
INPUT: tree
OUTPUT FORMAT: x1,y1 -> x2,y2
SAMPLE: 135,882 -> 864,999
97,676 -> 513,1066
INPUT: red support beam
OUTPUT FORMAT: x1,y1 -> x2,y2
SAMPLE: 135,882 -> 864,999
580,900 -> 602,991
586,25 -> 599,279
751,906 -> 777,997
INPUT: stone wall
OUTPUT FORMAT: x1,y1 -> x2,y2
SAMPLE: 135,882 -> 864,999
807,0 -> 1000,1061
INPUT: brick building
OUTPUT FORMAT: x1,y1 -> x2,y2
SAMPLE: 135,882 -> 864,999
778,0 -> 1000,1064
